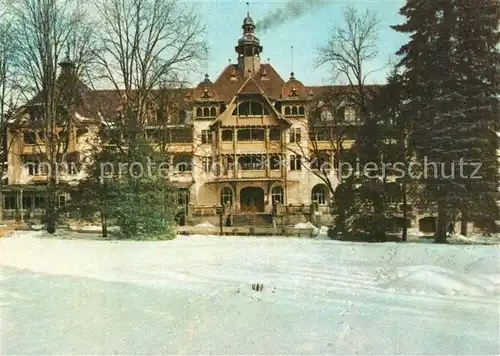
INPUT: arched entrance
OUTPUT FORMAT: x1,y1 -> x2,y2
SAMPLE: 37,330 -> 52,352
240,187 -> 265,212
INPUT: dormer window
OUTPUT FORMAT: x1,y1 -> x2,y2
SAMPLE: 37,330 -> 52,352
23,132 -> 37,145
345,106 -> 356,123
197,106 -> 217,119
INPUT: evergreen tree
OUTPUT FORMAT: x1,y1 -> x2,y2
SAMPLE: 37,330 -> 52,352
74,133 -> 178,240
453,0 -> 499,233
393,0 -> 499,242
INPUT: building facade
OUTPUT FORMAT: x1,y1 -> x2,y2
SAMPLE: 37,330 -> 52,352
2,13 -> 364,226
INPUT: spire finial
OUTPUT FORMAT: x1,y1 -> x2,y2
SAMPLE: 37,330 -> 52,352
246,1 -> 250,15
291,45 -> 294,74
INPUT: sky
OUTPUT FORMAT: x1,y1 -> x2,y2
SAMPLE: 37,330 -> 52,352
194,0 -> 409,86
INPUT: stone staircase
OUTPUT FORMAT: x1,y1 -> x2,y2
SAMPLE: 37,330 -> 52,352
231,213 -> 273,227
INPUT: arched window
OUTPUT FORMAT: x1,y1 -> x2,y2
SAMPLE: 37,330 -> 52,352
203,107 -> 210,117
298,106 -> 305,115
210,107 -> 217,117
312,185 -> 326,205
284,106 -> 291,115
271,186 -> 284,204
196,107 -> 202,117
291,106 -> 298,115
220,187 -> 233,206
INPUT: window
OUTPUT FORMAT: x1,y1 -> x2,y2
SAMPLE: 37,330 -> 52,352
345,106 -> 356,122
177,190 -> 190,205
220,187 -> 233,206
292,106 -> 298,115
290,155 -> 302,171
312,185 -> 326,205
270,155 -> 281,170
4,196 -> 16,209
238,155 -> 266,170
298,106 -> 305,115
210,107 -> 217,117
22,155 -> 47,176
311,129 -> 330,141
271,186 -> 284,205
232,101 -> 265,116
169,128 -> 192,143
201,130 -> 213,144
196,108 -> 202,117
23,132 -> 36,144
237,128 -> 265,141
22,196 -> 32,209
156,109 -> 165,123
284,107 -> 291,115
223,156 -> 234,173
202,157 -> 213,172
58,196 -> 66,207
173,155 -> 192,172
311,153 -> 330,170
289,128 -> 301,143
34,196 -> 45,209
269,128 -> 280,141
203,107 -> 210,117
222,130 -> 233,142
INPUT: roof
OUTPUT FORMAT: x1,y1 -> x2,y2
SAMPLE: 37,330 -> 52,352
194,64 -> 284,102
10,59 -> 383,128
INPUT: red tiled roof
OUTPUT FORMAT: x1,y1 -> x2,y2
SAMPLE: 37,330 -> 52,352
237,76 -> 263,95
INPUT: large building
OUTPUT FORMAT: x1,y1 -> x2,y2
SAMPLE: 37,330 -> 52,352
2,13 -> 366,227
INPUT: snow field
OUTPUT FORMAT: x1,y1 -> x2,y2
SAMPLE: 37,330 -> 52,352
1,232 -> 499,354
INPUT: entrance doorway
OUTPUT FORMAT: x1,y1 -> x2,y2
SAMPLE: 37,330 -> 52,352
240,187 -> 265,212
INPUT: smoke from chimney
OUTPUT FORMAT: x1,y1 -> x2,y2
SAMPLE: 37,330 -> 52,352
255,0 -> 329,34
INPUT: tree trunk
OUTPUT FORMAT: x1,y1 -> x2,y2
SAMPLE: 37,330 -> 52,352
46,178 -> 57,234
401,180 -> 408,242
460,212 -> 468,236
100,207 -> 107,238
435,200 -> 448,243
0,189 -> 3,223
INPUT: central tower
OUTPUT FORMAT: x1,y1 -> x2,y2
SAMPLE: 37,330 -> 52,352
235,12 -> 263,78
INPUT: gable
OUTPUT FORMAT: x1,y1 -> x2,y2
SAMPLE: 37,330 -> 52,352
211,94 -> 286,128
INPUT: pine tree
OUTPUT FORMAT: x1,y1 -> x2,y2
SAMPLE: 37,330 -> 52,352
453,0 -> 499,233
393,0 -> 499,242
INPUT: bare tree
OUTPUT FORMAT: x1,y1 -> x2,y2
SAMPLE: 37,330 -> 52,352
86,0 -> 205,238
9,0 -> 96,232
93,0 -> 205,133
0,13 -> 17,221
315,5 -> 384,238
317,4 -> 379,117
286,91 -> 356,209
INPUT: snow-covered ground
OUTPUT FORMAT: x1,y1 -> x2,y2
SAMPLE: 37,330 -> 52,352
1,231 -> 499,355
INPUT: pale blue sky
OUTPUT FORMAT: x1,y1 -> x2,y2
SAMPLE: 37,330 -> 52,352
195,0 -> 408,86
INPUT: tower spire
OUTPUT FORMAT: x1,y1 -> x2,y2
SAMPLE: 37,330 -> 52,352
235,8 -> 263,78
